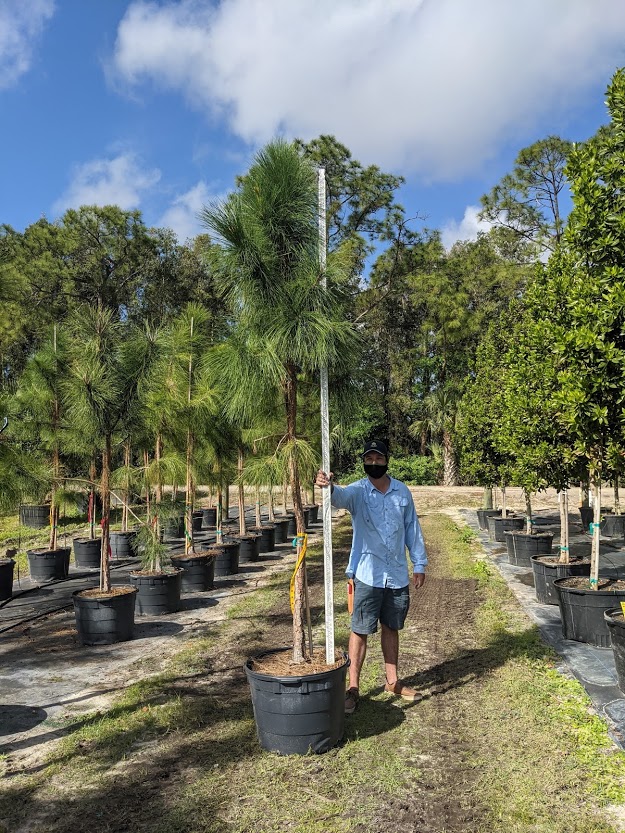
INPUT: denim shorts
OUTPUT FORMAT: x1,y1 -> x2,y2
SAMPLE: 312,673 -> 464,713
351,579 -> 410,634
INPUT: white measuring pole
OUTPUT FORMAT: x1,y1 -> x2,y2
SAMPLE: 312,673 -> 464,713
318,167 -> 335,664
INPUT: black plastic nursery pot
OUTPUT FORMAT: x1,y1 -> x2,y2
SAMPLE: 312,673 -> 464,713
0,558 -> 15,601
487,514 -> 524,543
27,547 -> 70,581
130,569 -> 183,615
503,532 -> 553,567
477,508 -> 501,530
192,511 -> 204,532
73,586 -> 137,645
73,537 -> 102,569
109,531 -> 137,559
530,556 -> 591,605
605,608 -> 625,693
287,515 -> 300,538
19,504 -> 50,529
237,534 -> 261,564
274,517 -> 293,544
250,525 -> 276,554
170,552 -> 216,592
579,505 -> 593,531
304,505 -> 319,524
601,514 -> 625,538
554,577 -> 625,647
163,518 -> 185,541
202,507 -> 217,528
213,540 -> 240,576
244,648 -> 350,755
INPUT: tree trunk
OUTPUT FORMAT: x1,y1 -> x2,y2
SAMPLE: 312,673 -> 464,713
615,476 -> 621,516
590,465 -> 601,590
238,447 -> 246,537
255,485 -> 262,527
121,440 -> 130,533
89,457 -> 97,540
49,445 -> 60,551
268,486 -> 275,522
144,449 -> 151,522
524,490 -> 533,534
558,489 -> 570,564
285,364 -> 307,664
282,477 -> 289,516
442,430 -> 458,486
482,486 -> 493,510
185,429 -> 194,555
501,485 -> 507,519
155,434 -> 163,543
100,434 -> 112,593
216,478 -> 223,545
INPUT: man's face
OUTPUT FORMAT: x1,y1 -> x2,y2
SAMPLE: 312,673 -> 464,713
363,451 -> 387,466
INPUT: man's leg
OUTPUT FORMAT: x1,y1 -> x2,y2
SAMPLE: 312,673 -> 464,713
380,623 -> 399,684
348,630 -> 367,690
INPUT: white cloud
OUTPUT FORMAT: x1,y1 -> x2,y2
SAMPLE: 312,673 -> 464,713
441,205 -> 492,250
158,181 -> 216,243
111,0 -> 625,179
0,0 -> 55,89
52,152 -> 161,216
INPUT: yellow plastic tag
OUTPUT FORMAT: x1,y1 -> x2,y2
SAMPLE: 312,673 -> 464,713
620,601 -> 625,617
289,533 -> 308,614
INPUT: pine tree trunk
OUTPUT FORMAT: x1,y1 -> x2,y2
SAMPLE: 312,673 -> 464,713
49,445 -> 60,551
501,486 -> 507,519
255,485 -> 262,527
100,434 -> 112,593
89,458 -> 97,540
268,486 -> 275,522
282,477 -> 288,516
286,364 -> 307,664
238,448 -> 246,537
216,478 -> 223,545
615,476 -> 621,516
121,440 -> 130,533
144,449 -> 150,522
185,430 -> 194,555
482,486 -> 493,510
155,434 -> 162,543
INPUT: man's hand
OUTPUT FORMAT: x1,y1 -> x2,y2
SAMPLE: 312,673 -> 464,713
315,469 -> 333,488
413,572 -> 425,589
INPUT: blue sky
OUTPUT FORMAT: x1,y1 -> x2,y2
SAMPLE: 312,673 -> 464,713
2,0 -> 625,253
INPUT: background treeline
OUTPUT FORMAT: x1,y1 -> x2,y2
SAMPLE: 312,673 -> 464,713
0,129 -> 575,489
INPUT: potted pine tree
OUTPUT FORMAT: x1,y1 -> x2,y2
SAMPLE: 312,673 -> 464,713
203,140 -> 360,753
66,305 -> 153,645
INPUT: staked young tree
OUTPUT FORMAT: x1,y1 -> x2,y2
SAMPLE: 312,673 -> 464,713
202,139 -> 360,664
546,69 -> 625,586
64,305 -> 155,592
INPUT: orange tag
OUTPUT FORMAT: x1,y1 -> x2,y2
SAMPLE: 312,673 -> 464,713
347,579 -> 354,614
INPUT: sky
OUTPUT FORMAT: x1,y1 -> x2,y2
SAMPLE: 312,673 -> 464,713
2,0 -> 625,254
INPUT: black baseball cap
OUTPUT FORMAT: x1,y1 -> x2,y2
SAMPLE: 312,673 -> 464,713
361,439 -> 389,459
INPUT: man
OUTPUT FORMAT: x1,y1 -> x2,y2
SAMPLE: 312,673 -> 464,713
315,439 -> 427,714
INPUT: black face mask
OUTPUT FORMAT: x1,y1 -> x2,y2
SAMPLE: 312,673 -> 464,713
364,463 -> 388,480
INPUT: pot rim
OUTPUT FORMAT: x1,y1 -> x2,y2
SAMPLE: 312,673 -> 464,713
73,584 -> 137,601
244,646 -> 350,683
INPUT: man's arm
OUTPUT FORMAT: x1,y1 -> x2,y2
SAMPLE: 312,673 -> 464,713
404,490 -> 427,586
315,470 -> 356,514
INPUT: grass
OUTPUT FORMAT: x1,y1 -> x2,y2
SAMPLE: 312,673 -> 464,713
2,513 -> 625,832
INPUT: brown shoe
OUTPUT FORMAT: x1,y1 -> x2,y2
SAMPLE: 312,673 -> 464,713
384,679 -> 419,701
345,687 -> 359,714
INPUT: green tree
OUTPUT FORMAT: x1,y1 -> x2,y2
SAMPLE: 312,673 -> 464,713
480,136 -> 573,257
202,139 -> 360,663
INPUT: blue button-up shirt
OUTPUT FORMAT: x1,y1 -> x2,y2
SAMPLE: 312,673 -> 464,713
331,476 -> 427,588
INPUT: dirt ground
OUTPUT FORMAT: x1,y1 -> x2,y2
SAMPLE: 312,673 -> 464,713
0,486 -> 602,832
